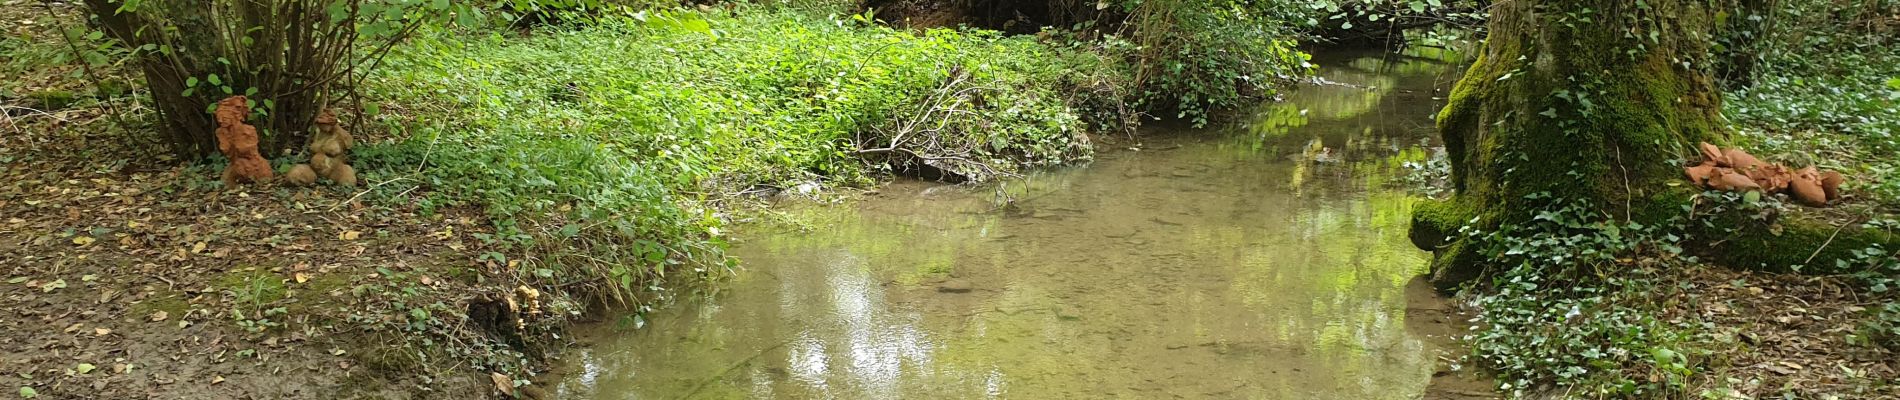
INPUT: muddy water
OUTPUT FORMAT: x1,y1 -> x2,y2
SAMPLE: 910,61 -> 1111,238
557,46 -> 1471,399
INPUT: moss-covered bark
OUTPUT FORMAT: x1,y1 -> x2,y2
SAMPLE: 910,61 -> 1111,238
1415,0 -> 1723,288
1414,0 -> 1899,289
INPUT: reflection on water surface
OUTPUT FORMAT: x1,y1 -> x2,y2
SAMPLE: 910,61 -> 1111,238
558,45 -> 1470,399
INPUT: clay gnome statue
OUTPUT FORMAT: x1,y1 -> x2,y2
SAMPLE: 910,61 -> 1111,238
215,96 -> 274,185
286,108 -> 357,187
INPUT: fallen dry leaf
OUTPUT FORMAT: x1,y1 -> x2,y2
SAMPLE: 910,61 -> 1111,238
491,372 -> 515,397
149,311 -> 168,322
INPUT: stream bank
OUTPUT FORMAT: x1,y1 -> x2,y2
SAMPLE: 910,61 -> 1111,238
551,44 -> 1497,399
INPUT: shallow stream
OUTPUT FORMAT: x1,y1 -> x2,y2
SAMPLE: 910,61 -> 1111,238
556,45 -> 1473,399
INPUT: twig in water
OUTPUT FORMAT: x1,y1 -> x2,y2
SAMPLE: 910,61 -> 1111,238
675,338 -> 796,400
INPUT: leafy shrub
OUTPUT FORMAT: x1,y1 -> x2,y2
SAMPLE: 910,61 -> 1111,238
1122,0 -> 1312,126
356,6 -> 1122,298
78,0 -> 482,156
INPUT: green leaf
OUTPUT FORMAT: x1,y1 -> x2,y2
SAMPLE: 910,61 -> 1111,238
185,76 -> 198,87
40,279 -> 66,293
207,74 -> 222,85
19,386 -> 36,399
75,363 -> 96,374
1887,77 -> 1900,90
6,277 -> 26,284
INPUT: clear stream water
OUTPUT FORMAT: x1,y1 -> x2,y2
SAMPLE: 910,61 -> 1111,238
555,45 -> 1472,399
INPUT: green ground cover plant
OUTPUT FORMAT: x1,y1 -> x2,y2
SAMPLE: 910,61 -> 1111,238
353,5 -> 1129,301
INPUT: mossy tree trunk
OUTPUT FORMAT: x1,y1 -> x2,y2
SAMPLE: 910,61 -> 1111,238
1410,0 -> 1732,289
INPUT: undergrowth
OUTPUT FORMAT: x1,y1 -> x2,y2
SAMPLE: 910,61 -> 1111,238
355,6 -> 1126,302
1725,0 -> 1899,208
1125,0 -> 1314,127
1460,195 -> 1713,398
1466,191 -> 1900,398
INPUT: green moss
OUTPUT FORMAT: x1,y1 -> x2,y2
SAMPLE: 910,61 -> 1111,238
218,267 -> 288,305
26,89 -> 78,110
1434,51 -> 1485,193
1700,213 -> 1899,272
1412,0 -> 1737,288
1408,198 -> 1476,250
1424,239 -> 1481,291
132,292 -> 191,317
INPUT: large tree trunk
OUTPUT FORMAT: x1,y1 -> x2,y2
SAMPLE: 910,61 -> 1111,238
1412,0 -> 1898,289
1409,0 -> 1731,289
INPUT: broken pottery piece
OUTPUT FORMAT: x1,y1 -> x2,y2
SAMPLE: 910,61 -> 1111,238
1723,148 -> 1763,171
1748,164 -> 1792,193
1789,166 -> 1828,206
1820,170 -> 1844,201
1699,142 -> 1727,166
1684,162 -> 1717,187
1709,170 -> 1762,192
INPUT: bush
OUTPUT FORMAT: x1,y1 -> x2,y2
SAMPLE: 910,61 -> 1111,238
78,0 -> 481,157
356,7 -> 1123,299
1122,0 -> 1313,126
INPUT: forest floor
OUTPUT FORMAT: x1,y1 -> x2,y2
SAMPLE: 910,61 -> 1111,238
0,147 -> 511,399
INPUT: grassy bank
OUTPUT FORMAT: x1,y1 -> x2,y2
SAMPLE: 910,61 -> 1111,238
350,4 -> 1129,324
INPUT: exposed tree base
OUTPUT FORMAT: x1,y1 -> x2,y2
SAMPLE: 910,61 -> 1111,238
1413,195 -> 1900,291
